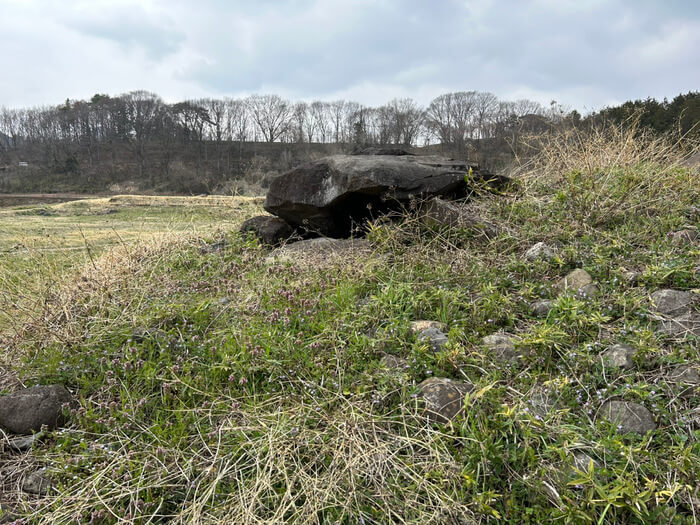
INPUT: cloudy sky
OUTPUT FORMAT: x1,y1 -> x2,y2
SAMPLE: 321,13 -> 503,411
1,0 -> 698,112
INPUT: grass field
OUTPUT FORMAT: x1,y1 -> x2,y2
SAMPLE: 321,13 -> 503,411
0,195 -> 262,334
0,124 -> 699,523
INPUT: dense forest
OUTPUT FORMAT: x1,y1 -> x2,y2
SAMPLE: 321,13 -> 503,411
0,90 -> 697,195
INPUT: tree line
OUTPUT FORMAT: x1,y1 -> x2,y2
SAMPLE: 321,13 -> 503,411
0,90 -> 695,194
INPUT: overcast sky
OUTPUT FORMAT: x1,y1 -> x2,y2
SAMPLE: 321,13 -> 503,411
1,0 -> 698,112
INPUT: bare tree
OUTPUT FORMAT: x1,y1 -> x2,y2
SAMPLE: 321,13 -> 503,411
246,94 -> 292,142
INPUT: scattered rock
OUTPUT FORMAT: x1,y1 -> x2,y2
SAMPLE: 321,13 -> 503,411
527,388 -> 558,419
216,297 -> 231,306
482,333 -> 520,361
0,385 -> 73,435
422,198 -> 499,239
417,327 -> 449,352
199,240 -> 228,254
379,354 -> 409,371
409,320 -> 447,335
417,377 -> 473,423
598,400 -> 655,434
264,153 -> 508,237
524,242 -> 556,261
531,300 -> 553,317
668,365 -> 700,396
7,432 -> 43,452
557,269 -> 598,296
601,343 -> 637,369
21,468 -> 51,496
622,270 -> 641,285
656,312 -> 700,338
266,237 -> 372,264
668,229 -> 699,245
239,215 -> 294,246
570,450 -> 600,472
650,289 -> 695,316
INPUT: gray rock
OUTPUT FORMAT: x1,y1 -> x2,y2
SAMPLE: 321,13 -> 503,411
622,270 -> 641,285
240,215 -> 294,246
602,344 -> 637,369
527,388 -> 557,419
417,327 -> 449,352
570,451 -> 599,472
417,377 -> 473,423
668,365 -> 700,385
264,153 -> 508,237
0,385 -> 73,435
7,432 -> 43,452
379,354 -> 409,371
409,320 -> 447,335
482,333 -> 520,361
656,312 -> 700,338
650,289 -> 695,316
199,240 -> 227,254
598,400 -> 655,434
524,242 -> 556,261
21,468 -> 51,496
531,300 -> 553,317
557,269 -> 597,296
422,198 -> 499,239
266,237 -> 372,264
668,229 -> 699,245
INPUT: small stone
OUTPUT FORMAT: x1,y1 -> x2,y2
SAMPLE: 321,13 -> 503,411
379,354 -> 409,371
409,320 -> 447,335
656,312 -> 700,338
266,237 -> 372,264
622,270 -> 640,285
524,242 -> 556,261
557,269 -> 595,295
199,240 -> 228,254
482,333 -> 519,361
7,432 -> 43,452
240,215 -> 294,246
21,468 -> 51,496
650,289 -> 695,316
0,385 -> 73,435
668,365 -> 700,396
417,327 -> 449,352
598,400 -> 655,434
571,451 -> 599,472
668,229 -> 699,245
602,343 -> 637,369
422,198 -> 499,239
216,297 -> 231,306
417,377 -> 473,423
531,300 -> 553,317
528,388 -> 557,418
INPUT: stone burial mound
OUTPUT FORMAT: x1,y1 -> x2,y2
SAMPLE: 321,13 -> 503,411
241,149 -> 509,244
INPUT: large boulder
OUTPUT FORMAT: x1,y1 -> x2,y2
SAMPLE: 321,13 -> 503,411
264,154 -> 508,237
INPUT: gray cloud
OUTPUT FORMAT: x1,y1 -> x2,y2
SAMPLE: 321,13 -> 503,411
0,0 -> 698,110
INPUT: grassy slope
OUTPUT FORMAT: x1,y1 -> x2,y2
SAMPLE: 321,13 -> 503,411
1,127 -> 699,523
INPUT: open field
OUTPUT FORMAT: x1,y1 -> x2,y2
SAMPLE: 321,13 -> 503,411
0,124 -> 699,523
0,195 -> 262,333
